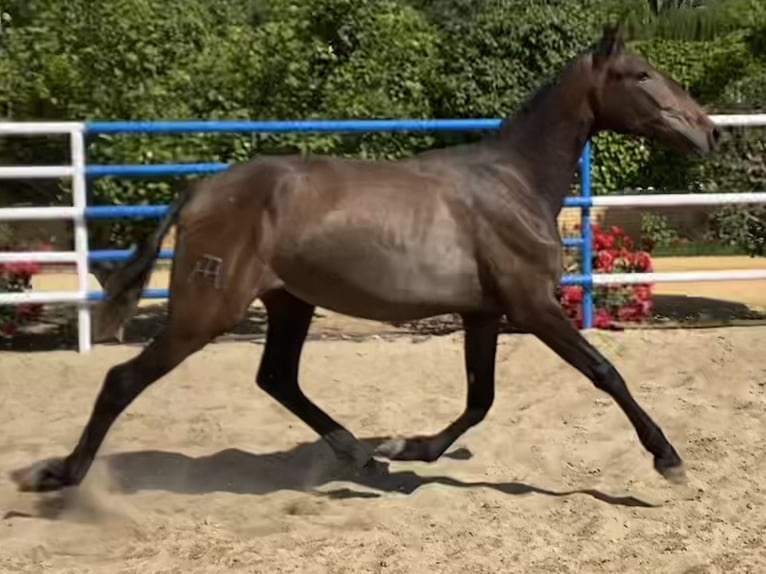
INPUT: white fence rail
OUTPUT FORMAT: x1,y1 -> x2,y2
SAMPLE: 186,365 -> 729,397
592,192 -> 766,207
0,124 -> 91,351
594,270 -> 766,286
1,115 -> 766,353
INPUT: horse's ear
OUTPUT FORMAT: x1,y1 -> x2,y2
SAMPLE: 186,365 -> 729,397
593,23 -> 625,66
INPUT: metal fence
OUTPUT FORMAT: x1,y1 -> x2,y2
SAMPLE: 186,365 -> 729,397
2,116 -> 766,352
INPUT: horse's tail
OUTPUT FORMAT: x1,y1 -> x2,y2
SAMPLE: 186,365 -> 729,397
92,189 -> 193,342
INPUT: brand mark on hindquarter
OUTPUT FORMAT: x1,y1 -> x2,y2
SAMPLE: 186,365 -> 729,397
191,255 -> 224,289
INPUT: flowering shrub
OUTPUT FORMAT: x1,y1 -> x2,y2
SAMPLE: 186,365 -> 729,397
559,224 -> 654,330
0,245 -> 46,338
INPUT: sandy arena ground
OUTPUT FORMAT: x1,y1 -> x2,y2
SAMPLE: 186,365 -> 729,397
1,325 -> 765,573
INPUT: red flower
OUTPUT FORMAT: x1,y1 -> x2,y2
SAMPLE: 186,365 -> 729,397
0,324 -> 17,337
16,303 -> 42,319
633,251 -> 652,272
561,286 -> 583,305
594,232 -> 615,250
596,250 -> 615,272
634,297 -> 653,316
562,225 -> 654,330
2,261 -> 40,281
617,302 -> 646,323
0,246 -> 46,338
617,304 -> 640,322
594,308 -> 613,329
633,285 -> 652,302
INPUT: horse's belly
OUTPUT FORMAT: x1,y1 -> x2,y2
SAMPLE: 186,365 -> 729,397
270,238 -> 487,321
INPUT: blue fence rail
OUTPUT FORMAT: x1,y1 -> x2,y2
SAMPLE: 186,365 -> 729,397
81,119 -> 595,327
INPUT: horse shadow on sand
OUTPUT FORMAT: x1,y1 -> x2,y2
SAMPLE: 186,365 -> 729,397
45,437 -> 657,510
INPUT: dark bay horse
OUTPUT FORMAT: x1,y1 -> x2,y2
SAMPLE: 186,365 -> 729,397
12,25 -> 719,493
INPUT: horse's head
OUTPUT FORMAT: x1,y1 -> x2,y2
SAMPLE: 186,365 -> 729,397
588,24 -> 719,156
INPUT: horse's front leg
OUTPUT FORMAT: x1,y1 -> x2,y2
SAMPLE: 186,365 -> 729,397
508,279 -> 685,483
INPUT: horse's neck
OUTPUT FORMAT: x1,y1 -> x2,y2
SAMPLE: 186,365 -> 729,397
492,63 -> 594,217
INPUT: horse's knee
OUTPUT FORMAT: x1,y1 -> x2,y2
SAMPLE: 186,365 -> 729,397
255,370 -> 277,393
256,366 -> 290,400
591,360 -> 624,395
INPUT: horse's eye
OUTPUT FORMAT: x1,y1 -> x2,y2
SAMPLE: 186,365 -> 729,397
638,72 -> 651,82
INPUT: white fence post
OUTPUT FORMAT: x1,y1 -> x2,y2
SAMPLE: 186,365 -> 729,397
70,126 -> 91,353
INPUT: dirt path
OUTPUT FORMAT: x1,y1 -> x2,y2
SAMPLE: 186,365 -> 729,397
1,327 -> 765,573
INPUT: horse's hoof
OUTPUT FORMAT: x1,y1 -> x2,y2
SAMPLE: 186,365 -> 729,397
374,437 -> 406,459
375,436 -> 437,462
654,454 -> 687,485
10,457 -> 74,492
659,463 -> 687,485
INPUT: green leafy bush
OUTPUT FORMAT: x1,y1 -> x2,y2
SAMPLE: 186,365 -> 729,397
708,205 -> 766,257
640,212 -> 679,251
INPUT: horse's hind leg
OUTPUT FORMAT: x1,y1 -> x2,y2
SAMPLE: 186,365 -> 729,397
375,312 -> 500,462
12,327 -> 209,492
256,288 -> 373,471
12,245 -> 260,492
